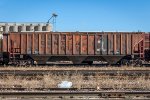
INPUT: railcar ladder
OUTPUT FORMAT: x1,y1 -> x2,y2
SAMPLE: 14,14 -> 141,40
139,40 -> 144,59
134,38 -> 144,59
10,48 -> 21,63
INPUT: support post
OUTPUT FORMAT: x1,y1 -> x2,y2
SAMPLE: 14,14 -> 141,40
80,35 -> 82,55
94,34 -> 96,55
58,34 -> 60,54
107,34 -> 109,55
32,33 -> 34,54
20,34 -> 22,54
72,34 -> 74,55
51,34 -> 53,54
113,34 -> 116,55
45,33 -> 47,54
120,34 -> 122,55
38,34 -> 41,54
26,34 -> 28,53
7,34 -> 10,52
87,33 -> 89,55
126,34 -> 128,54
131,34 -> 133,55
65,34 -> 67,55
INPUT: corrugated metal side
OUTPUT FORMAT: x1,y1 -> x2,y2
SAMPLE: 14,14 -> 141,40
53,34 -> 59,54
127,34 -> 132,54
40,33 -> 46,54
27,34 -> 32,54
94,32 -> 144,55
4,32 -> 145,56
3,34 -> 8,52
108,33 -> 114,55
81,35 -> 87,54
132,33 -> 144,53
88,35 -> 94,54
60,34 -> 66,54
0,39 -> 2,53
9,33 -> 21,53
74,34 -> 80,54
47,34 -> 51,54
116,33 -> 120,54
21,34 -> 27,54
34,34 -> 39,54
66,34 -> 73,54
144,34 -> 150,49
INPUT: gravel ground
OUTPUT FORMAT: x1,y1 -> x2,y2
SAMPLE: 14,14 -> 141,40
0,74 -> 149,90
0,65 -> 150,71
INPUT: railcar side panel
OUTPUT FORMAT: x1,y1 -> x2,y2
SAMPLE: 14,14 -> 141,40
9,34 -> 21,53
33,34 -> 39,54
127,34 -> 132,54
27,34 -> 32,54
121,34 -> 126,55
2,32 -> 147,65
3,32 -> 145,56
81,35 -> 88,54
21,34 -> 27,54
88,35 -> 94,54
38,34 -> 41,54
74,35 -> 80,55
96,34 -> 102,54
3,35 -> 8,52
59,34 -> 65,54
66,34 -> 73,54
108,33 -> 114,55
47,34 -> 52,54
102,34 -> 107,55
116,33 -> 121,54
132,33 -> 143,53
144,34 -> 150,49
40,33 -> 46,54
0,39 -> 2,53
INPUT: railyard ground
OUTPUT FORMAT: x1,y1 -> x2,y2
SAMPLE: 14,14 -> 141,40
0,65 -> 150,70
0,72 -> 149,90
0,66 -> 149,90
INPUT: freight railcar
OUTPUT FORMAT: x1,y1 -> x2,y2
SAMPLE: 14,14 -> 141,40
1,32 -> 150,66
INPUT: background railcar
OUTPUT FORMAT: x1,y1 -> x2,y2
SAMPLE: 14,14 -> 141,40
1,32 -> 149,65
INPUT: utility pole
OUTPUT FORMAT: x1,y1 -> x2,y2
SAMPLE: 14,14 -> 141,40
47,13 -> 58,32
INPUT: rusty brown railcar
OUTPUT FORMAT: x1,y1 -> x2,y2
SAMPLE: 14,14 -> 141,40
2,32 -> 146,65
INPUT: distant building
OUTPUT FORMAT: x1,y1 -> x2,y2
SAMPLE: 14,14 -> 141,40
0,22 -> 52,33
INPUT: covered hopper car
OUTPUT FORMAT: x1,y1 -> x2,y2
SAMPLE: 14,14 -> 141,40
0,32 -> 150,66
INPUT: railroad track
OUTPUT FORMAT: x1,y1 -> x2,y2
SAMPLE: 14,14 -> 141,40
3,63 -> 150,67
0,87 -> 149,91
0,90 -> 149,100
0,69 -> 149,76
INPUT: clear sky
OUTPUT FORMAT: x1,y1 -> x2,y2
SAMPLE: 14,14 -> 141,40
0,0 -> 150,32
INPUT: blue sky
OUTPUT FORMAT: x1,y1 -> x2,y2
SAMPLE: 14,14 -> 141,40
0,0 -> 150,32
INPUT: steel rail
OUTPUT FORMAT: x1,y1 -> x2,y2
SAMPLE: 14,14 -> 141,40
0,70 -> 149,75
1,63 -> 150,67
0,90 -> 150,94
0,88 -> 149,91
0,90 -> 149,99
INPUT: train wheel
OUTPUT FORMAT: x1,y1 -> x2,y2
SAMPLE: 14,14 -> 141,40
16,59 -> 34,66
121,59 -> 130,66
132,59 -> 143,67
2,58 -> 9,65
17,60 -> 30,67
26,59 -> 34,66
88,61 -> 93,65
82,61 -> 93,65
